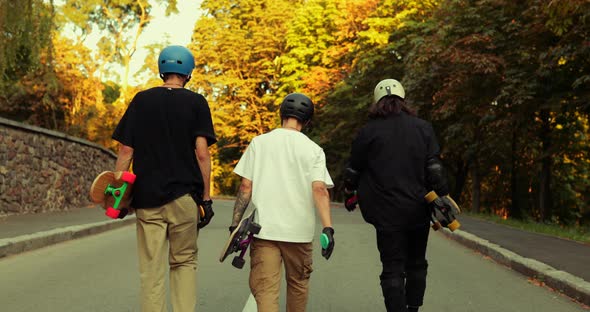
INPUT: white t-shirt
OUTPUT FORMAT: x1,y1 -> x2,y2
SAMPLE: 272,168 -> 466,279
233,128 -> 334,243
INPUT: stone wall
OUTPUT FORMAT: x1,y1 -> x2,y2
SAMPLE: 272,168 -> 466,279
0,117 -> 116,215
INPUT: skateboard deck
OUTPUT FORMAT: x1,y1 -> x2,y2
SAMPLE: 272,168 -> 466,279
425,191 -> 461,232
220,210 -> 261,269
90,171 -> 136,219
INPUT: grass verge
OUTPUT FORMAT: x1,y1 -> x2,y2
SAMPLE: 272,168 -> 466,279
464,212 -> 590,244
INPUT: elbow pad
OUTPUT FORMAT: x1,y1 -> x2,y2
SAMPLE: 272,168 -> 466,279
425,157 -> 450,196
343,167 -> 360,191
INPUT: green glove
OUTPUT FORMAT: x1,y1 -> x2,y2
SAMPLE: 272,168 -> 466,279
320,227 -> 335,260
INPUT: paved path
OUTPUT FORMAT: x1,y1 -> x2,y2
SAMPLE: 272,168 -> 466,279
0,201 -> 587,312
0,199 -> 589,307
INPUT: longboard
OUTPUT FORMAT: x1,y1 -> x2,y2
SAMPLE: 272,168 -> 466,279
220,210 -> 261,269
425,191 -> 461,231
90,171 -> 136,219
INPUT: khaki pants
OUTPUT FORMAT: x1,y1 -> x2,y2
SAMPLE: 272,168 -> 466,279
136,194 -> 199,312
249,238 -> 313,312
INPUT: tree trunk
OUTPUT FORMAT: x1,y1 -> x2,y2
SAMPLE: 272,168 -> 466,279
451,159 -> 468,201
471,162 -> 481,213
539,109 -> 552,221
510,127 -> 523,219
121,54 -> 130,104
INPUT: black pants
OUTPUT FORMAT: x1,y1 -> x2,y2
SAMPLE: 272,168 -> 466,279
376,225 -> 430,312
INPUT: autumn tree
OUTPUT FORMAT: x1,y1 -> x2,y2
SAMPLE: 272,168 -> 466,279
60,0 -> 178,106
308,0 -> 439,197
404,0 -> 516,214
402,0 -> 590,224
0,0 -> 55,124
190,0 -> 303,194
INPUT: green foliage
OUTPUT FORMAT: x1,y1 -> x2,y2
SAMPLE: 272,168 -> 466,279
466,212 -> 590,243
0,0 -> 54,120
402,0 -> 590,224
102,81 -> 121,105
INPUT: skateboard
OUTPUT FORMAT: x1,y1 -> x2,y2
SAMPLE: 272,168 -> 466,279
425,191 -> 461,232
220,210 -> 261,269
90,171 -> 136,219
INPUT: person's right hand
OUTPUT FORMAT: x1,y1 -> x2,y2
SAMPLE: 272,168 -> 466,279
344,189 -> 358,212
197,199 -> 214,229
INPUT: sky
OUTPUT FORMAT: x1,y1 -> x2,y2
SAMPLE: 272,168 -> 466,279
127,0 -> 203,84
63,0 -> 203,85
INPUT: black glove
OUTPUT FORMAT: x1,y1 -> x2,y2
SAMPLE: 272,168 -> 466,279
425,157 -> 450,197
118,208 -> 129,219
344,189 -> 358,212
343,166 -> 360,190
229,225 -> 237,234
197,199 -> 214,229
321,227 -> 335,260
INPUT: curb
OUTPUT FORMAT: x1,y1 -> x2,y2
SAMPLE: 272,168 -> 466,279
439,228 -> 590,306
0,217 -> 136,258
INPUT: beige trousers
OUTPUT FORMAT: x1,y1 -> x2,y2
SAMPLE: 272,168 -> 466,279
135,194 -> 199,312
249,238 -> 313,312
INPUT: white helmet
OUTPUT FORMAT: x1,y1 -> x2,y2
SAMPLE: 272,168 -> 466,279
373,79 -> 405,104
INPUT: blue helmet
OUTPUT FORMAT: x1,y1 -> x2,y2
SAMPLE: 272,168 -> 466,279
158,45 -> 195,77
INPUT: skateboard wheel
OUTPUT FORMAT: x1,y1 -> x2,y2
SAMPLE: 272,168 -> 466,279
232,256 -> 246,269
447,220 -> 461,232
250,223 -> 261,235
121,171 -> 136,184
431,222 -> 442,231
424,191 -> 439,203
105,207 -> 120,219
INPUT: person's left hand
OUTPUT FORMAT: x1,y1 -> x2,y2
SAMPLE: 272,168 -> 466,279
198,199 -> 214,229
321,227 -> 335,260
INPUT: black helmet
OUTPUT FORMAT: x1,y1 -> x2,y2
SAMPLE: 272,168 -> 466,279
279,93 -> 314,122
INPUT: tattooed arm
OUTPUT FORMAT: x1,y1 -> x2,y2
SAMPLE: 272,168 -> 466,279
231,177 -> 253,228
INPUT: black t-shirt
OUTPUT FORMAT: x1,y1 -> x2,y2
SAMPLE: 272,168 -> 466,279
348,112 -> 440,230
112,87 -> 217,208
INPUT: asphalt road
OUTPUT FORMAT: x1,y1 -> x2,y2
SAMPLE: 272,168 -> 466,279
0,200 -> 586,312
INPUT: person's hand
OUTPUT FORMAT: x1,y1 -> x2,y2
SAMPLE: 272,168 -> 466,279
197,199 -> 214,229
320,227 -> 335,260
229,225 -> 237,234
344,189 -> 358,212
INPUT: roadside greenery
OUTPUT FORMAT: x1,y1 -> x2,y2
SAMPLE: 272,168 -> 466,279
466,212 -> 590,244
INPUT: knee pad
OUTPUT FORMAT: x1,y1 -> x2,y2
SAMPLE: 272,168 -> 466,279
381,261 -> 405,281
380,277 -> 406,300
406,260 -> 428,278
380,277 -> 407,311
406,269 -> 427,281
380,277 -> 405,290
405,263 -> 427,307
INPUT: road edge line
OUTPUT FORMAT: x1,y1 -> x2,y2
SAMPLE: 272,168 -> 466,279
439,229 -> 590,307
0,217 -> 136,258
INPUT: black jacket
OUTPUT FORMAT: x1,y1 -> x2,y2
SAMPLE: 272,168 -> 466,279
348,112 -> 441,230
